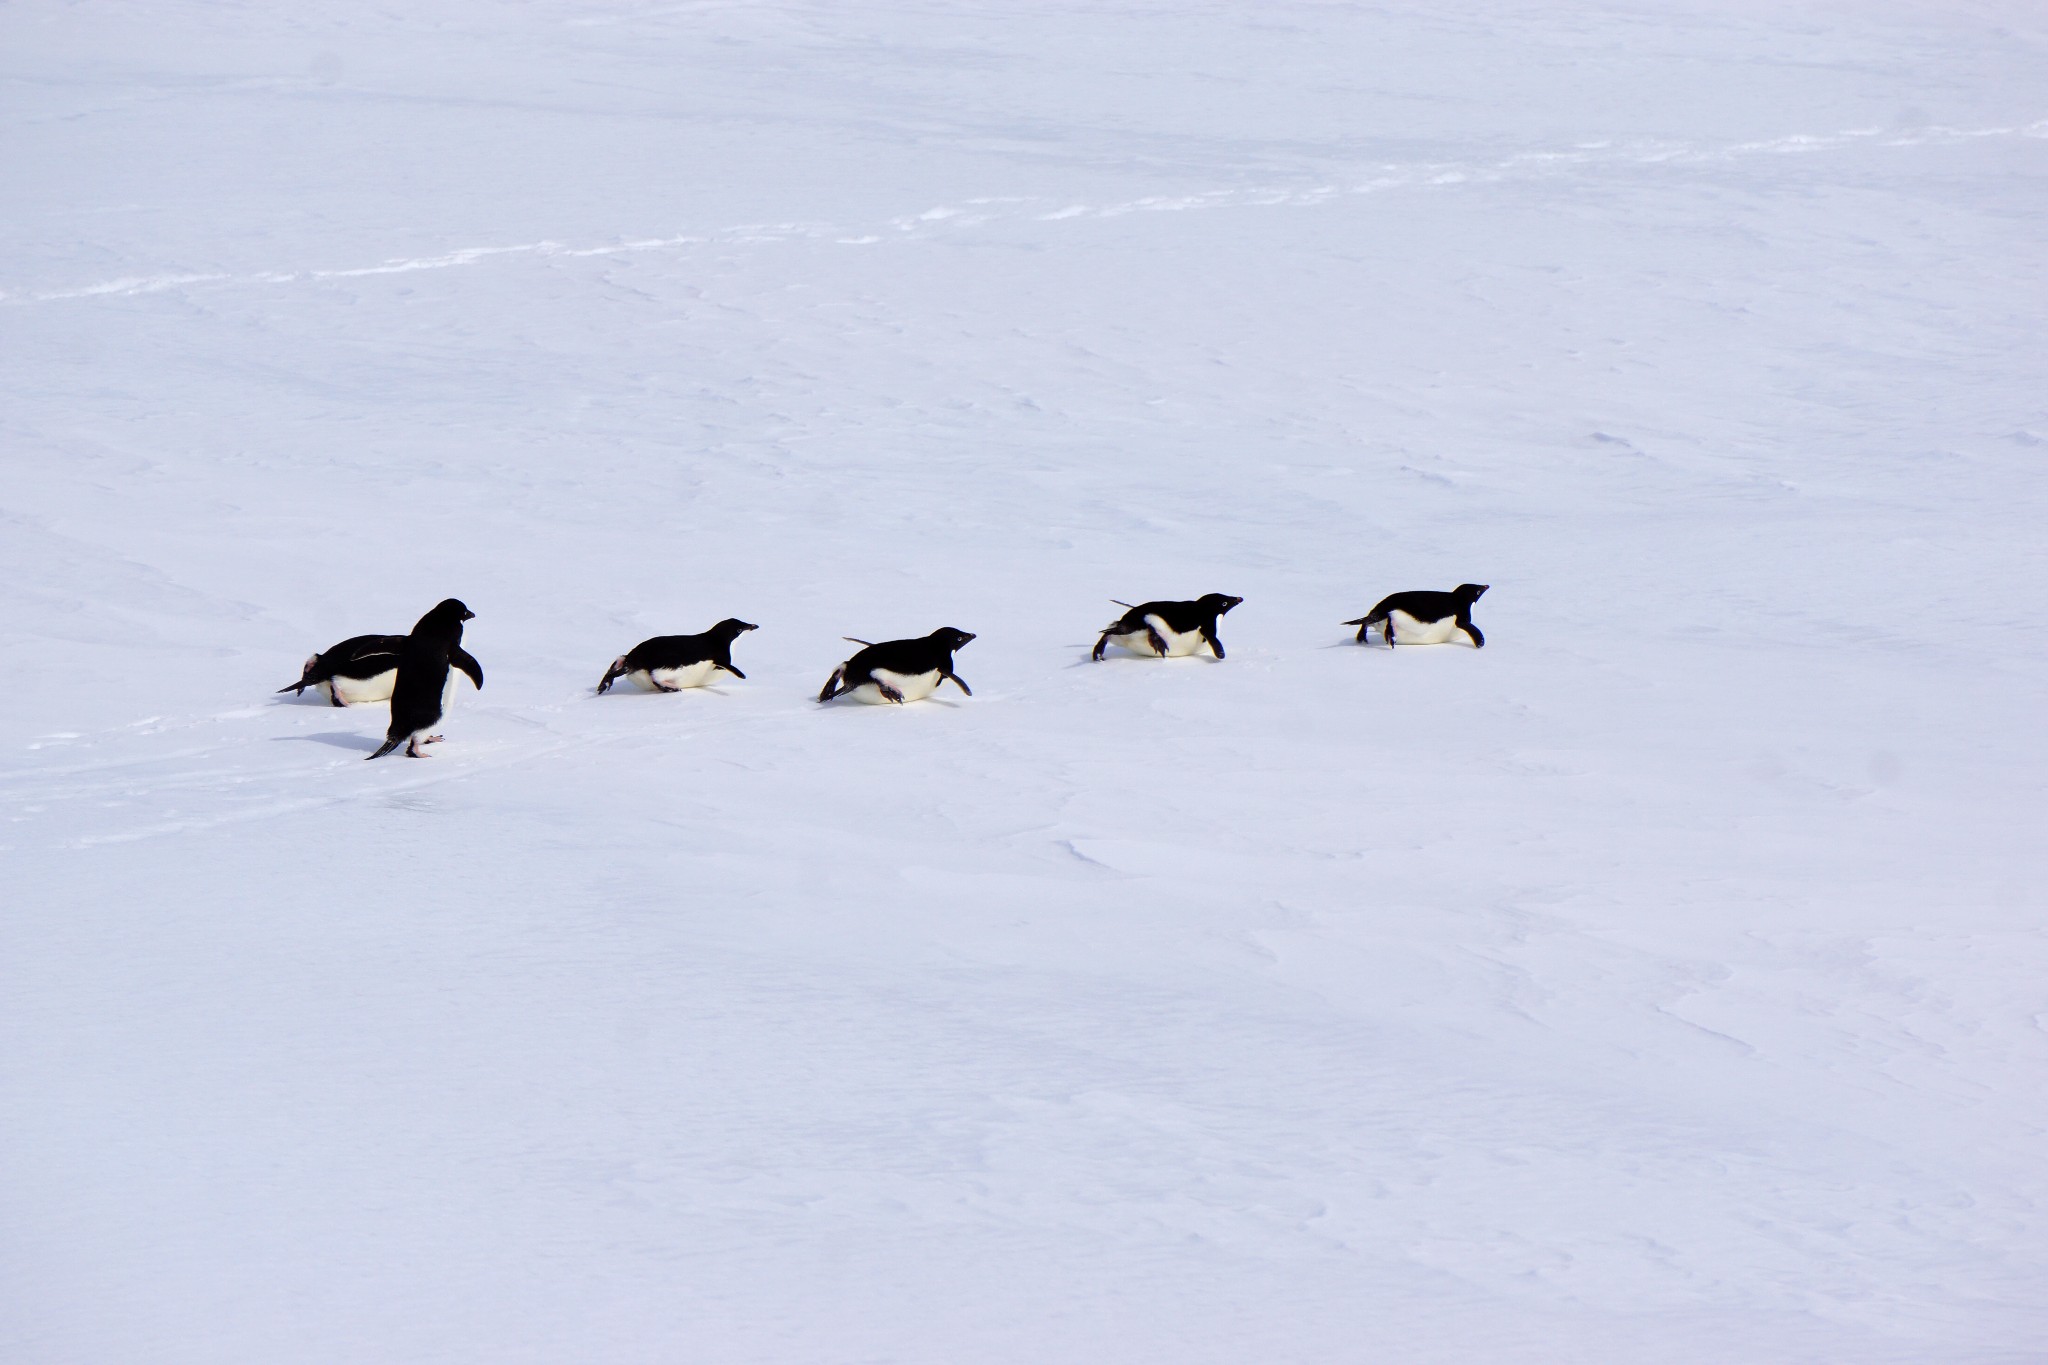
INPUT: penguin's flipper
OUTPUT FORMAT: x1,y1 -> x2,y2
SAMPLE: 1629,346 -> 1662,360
818,667 -> 847,703
596,657 -> 627,694
367,736 -> 404,761
452,646 -> 484,690
717,662 -> 747,680
1092,633 -> 1112,661
1110,599 -> 1135,609
842,637 -> 875,647
1202,627 -> 1226,659
945,671 -> 972,697
1462,618 -> 1485,648
328,684 -> 346,708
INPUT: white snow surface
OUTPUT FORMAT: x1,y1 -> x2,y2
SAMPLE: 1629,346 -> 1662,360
5,2 -> 2047,1361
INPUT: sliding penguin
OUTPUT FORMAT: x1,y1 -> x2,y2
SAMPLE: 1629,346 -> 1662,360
280,630 -> 481,706
367,598 -> 479,759
818,628 -> 976,705
278,635 -> 403,706
597,618 -> 758,694
1092,594 -> 1242,661
1345,583 -> 1488,648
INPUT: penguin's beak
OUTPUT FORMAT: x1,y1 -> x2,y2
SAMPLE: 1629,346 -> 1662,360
461,608 -> 475,620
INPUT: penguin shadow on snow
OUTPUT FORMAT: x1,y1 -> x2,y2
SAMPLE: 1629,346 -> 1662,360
273,731 -> 385,752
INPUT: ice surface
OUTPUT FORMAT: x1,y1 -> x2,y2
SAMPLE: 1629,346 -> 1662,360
4,2 -> 2046,1361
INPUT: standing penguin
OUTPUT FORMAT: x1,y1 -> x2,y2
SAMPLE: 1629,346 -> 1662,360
1092,594 -> 1242,661
596,618 -> 758,694
279,631 -> 482,706
1345,583 -> 1488,648
367,599 -> 479,759
817,628 -> 976,704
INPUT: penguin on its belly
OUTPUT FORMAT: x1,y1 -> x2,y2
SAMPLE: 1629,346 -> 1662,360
280,632 -> 482,706
1092,593 -> 1242,661
597,618 -> 757,694
1345,583 -> 1488,648
818,628 -> 976,704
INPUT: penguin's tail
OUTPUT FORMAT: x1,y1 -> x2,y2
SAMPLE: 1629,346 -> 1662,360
596,656 -> 628,694
1342,613 -> 1384,645
366,735 -> 405,761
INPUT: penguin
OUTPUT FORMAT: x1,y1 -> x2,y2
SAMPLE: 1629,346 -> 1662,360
278,635 -> 403,706
817,628 -> 976,704
1345,583 -> 1488,648
367,598 -> 478,759
1092,593 -> 1242,661
280,631 -> 482,706
597,618 -> 758,694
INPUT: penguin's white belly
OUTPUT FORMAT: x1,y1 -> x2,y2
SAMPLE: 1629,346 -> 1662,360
1388,610 -> 1471,646
1111,617 -> 1208,658
632,660 -> 719,691
326,669 -> 397,705
848,667 -> 944,704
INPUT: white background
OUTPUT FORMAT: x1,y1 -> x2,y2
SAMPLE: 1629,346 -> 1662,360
4,2 -> 2045,1360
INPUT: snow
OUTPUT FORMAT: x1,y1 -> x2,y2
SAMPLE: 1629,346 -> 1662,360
4,1 -> 2046,1360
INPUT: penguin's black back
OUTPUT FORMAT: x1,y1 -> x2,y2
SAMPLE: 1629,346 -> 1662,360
1108,594 -> 1240,634
624,618 -> 755,670
843,629 -> 971,679
1363,584 -> 1486,623
385,635 -> 454,738
318,635 -> 403,676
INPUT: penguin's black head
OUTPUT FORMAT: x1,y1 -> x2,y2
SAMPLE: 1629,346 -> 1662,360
713,618 -> 758,637
416,598 -> 475,633
1455,584 -> 1489,602
931,627 -> 976,651
1200,593 -> 1244,616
